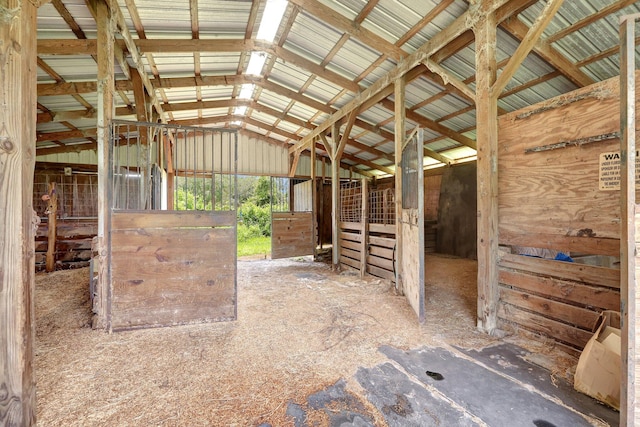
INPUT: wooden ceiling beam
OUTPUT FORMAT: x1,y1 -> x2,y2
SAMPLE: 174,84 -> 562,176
547,0 -> 637,43
492,0 -> 565,97
288,0 -> 513,154
37,128 -> 98,143
499,16 -> 594,88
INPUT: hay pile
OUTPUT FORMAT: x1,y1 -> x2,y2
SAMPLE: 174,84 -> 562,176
35,255 -> 575,426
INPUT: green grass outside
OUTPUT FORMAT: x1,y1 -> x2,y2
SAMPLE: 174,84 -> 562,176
237,235 -> 271,258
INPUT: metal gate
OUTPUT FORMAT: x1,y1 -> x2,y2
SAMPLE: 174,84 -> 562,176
271,177 -> 314,259
399,128 -> 425,322
102,120 -> 238,331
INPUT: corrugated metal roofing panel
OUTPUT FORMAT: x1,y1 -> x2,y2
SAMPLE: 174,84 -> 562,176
357,58 -> 397,87
328,37 -> 383,82
199,86 -> 235,99
257,91 -> 291,112
402,0 -> 467,51
317,0 -> 361,21
162,87 -> 198,103
38,56 -> 98,81
199,53 -> 242,75
131,0 -> 192,33
286,102 -> 319,123
286,11 -> 342,60
303,76 -> 344,105
38,96 -> 89,112
269,59 -> 312,92
197,0 -> 252,36
361,0 -> 418,45
151,53 -> 196,75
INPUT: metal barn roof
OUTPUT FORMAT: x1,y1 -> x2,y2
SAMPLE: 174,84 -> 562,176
35,0 -> 640,177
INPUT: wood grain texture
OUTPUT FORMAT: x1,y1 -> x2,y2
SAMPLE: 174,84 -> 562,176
497,303 -> 593,349
271,212 -> 313,259
499,253 -> 620,289
499,269 -> 620,311
498,72 -> 640,248
110,226 -> 236,330
112,210 -> 235,229
499,287 -> 600,331
0,1 -> 37,424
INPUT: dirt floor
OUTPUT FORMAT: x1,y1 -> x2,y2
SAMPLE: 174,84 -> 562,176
35,254 -> 578,426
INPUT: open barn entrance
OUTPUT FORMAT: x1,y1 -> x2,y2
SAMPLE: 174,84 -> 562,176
93,121 -> 238,331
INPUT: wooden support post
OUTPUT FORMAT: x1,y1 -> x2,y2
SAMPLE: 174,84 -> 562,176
475,11 -> 499,334
394,76 -> 405,293
331,126 -> 340,270
163,134 -> 174,210
0,0 -> 38,424
310,140 -> 317,257
94,0 -> 115,330
360,178 -> 368,278
321,156 -> 326,180
45,182 -> 58,272
619,13 -> 638,427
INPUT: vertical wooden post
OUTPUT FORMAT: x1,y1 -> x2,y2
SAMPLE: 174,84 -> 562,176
394,77 -> 405,293
0,0 -> 37,424
619,13 -> 638,427
310,140 -> 317,258
360,178 -> 368,278
94,0 -> 115,330
331,125 -> 341,270
475,11 -> 499,333
45,182 -> 58,272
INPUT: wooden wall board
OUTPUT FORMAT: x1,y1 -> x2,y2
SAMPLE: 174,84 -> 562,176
400,209 -> 425,322
499,287 -> 600,331
369,223 -> 395,234
367,254 -> 394,271
112,210 -> 235,229
110,225 -> 236,330
498,72 -> 640,251
271,212 -> 313,259
500,227 -> 620,257
366,264 -> 395,281
499,269 -> 620,311
497,304 -> 593,349
499,253 -> 620,289
369,235 -> 395,249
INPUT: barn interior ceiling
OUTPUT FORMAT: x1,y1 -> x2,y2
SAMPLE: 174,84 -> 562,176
35,0 -> 640,177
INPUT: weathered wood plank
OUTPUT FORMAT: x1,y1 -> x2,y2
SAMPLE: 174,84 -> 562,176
340,239 -> 361,251
0,0 -> 37,423
499,227 -> 620,257
369,223 -> 395,235
110,226 -> 236,330
369,235 -> 395,249
367,254 -> 394,271
272,211 -> 314,259
497,303 -> 593,349
369,245 -> 393,260
112,210 -> 235,229
499,287 -> 600,331
340,255 -> 360,270
341,247 -> 361,260
499,253 -> 620,289
499,269 -> 620,311
367,264 -> 395,281
339,231 -> 362,242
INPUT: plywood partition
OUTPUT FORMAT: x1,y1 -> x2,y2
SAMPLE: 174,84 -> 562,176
497,73 -> 640,350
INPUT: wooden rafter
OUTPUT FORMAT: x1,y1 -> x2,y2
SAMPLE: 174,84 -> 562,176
492,0 -> 565,97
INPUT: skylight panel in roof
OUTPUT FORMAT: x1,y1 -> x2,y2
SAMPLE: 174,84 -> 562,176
256,0 -> 288,42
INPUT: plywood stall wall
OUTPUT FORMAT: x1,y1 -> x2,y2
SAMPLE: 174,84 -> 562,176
496,73 -> 640,351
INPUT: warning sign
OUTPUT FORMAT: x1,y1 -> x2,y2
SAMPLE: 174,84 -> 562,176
599,151 -> 640,191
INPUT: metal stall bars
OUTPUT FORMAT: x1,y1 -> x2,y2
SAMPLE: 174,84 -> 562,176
97,120 -> 238,331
